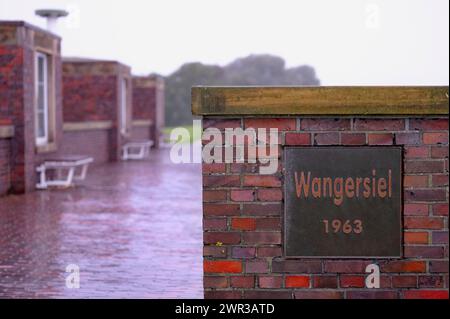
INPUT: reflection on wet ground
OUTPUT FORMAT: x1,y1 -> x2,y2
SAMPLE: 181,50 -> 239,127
0,149 -> 203,298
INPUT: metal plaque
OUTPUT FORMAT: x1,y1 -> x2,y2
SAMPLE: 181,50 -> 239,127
284,147 -> 402,258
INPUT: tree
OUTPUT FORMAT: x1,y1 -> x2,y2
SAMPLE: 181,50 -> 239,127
164,54 -> 320,126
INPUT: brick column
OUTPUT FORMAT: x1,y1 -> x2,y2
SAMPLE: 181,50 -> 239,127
0,21 -> 62,194
193,86 -> 449,299
131,75 -> 165,148
62,59 -> 132,163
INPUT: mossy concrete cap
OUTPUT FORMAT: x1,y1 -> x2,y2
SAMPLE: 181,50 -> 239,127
191,86 -> 449,116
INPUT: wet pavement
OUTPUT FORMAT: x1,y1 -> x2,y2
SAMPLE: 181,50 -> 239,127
0,148 -> 203,298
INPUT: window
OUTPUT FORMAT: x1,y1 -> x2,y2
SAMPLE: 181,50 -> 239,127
35,52 -> 49,145
120,78 -> 128,135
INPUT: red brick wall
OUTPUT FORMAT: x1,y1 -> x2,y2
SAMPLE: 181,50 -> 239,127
62,61 -> 132,162
131,83 -> 154,142
132,85 -> 155,121
132,76 -> 164,147
202,117 -> 449,299
63,75 -> 117,122
0,45 -> 36,193
0,137 -> 11,195
61,71 -> 119,162
1,22 -> 62,194
0,46 -> 23,120
59,130 -> 111,164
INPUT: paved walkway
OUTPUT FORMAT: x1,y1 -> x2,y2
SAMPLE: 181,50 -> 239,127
0,149 -> 203,298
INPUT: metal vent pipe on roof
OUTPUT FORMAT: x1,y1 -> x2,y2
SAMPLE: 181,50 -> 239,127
35,9 -> 68,33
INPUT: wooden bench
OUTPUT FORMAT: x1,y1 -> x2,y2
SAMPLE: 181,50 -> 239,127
122,140 -> 154,160
36,156 -> 94,189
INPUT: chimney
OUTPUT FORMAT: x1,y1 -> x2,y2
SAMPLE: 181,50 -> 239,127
35,9 -> 69,33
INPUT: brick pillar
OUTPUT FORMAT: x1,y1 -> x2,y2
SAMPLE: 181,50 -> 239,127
193,86 -> 449,299
153,77 -> 165,148
131,76 -> 165,148
0,21 -> 62,194
0,122 -> 13,196
62,60 -> 131,163
0,44 -> 35,193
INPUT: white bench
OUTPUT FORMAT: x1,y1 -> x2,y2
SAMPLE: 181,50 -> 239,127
36,156 -> 94,189
122,140 -> 154,160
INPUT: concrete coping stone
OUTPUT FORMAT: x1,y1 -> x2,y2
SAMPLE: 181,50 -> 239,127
192,86 -> 449,116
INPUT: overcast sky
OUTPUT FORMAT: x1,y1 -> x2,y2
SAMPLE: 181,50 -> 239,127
0,0 -> 448,85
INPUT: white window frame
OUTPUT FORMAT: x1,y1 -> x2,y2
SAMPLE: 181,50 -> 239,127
35,52 -> 49,146
120,78 -> 128,135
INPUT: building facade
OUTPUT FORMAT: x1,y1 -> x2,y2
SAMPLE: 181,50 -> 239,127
194,86 -> 449,299
0,21 -> 139,196
132,75 -> 165,148
61,58 -> 132,163
0,21 -> 63,194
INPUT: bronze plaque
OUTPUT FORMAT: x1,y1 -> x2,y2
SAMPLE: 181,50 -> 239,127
284,147 -> 402,258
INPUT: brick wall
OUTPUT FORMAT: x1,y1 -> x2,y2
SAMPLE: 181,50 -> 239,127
0,46 -> 23,121
63,74 -> 117,122
0,44 -> 32,193
132,81 -> 156,121
132,76 -> 164,148
0,21 -> 62,193
131,82 -> 154,142
59,130 -> 111,164
198,88 -> 449,299
0,137 -> 11,195
62,60 -> 132,162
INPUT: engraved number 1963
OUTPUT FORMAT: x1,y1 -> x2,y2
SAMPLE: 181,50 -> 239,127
322,219 -> 363,234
